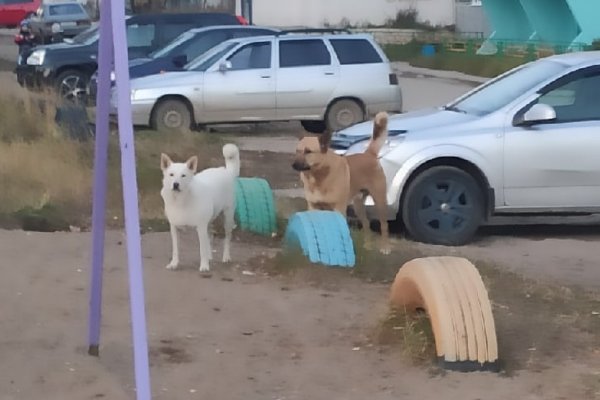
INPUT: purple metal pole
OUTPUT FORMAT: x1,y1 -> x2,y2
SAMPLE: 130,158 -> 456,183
87,0 -> 114,357
110,0 -> 152,397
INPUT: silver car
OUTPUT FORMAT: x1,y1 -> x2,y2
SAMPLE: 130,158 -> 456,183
112,32 -> 402,132
333,51 -> 600,245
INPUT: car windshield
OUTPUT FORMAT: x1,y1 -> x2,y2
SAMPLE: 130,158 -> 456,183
149,31 -> 195,59
72,26 -> 98,44
185,40 -> 239,71
447,59 -> 569,116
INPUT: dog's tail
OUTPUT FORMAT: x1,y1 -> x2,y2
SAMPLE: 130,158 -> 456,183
366,111 -> 388,156
223,143 -> 240,177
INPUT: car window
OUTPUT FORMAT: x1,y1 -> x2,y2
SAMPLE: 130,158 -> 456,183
227,41 -> 271,70
536,72 -> 600,122
279,39 -> 330,68
127,23 -> 155,47
186,40 -> 239,71
149,31 -> 193,59
72,26 -> 98,44
161,23 -> 196,45
48,3 -> 84,16
180,31 -> 229,61
330,38 -> 382,65
449,60 -> 568,116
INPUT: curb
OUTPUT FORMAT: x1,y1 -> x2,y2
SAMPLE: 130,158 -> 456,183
392,61 -> 489,86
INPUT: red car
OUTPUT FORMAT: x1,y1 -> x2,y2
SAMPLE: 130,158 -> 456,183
0,0 -> 40,28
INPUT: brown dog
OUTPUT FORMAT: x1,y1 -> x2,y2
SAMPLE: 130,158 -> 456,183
292,112 -> 390,254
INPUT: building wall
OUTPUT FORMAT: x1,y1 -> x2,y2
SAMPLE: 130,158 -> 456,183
241,0 -> 455,29
455,3 -> 491,37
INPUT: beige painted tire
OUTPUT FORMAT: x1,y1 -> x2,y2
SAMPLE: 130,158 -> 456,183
389,256 -> 498,371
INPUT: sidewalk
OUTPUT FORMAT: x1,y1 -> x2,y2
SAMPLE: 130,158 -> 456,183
392,61 -> 489,85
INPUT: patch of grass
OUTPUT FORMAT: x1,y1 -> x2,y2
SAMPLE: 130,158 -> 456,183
0,87 -> 228,231
471,260 -> 600,372
351,228 -> 424,283
373,308 -> 436,366
382,41 -> 424,62
12,203 -> 72,232
383,40 -> 526,78
410,53 -> 525,78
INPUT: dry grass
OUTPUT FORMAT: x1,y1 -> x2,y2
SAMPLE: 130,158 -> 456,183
0,87 -> 225,229
373,308 -> 436,366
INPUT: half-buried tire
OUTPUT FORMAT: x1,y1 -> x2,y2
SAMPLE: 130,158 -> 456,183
235,177 -> 277,236
284,211 -> 355,268
389,256 -> 499,372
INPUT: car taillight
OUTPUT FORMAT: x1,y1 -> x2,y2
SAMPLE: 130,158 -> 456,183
389,73 -> 398,85
236,15 -> 249,25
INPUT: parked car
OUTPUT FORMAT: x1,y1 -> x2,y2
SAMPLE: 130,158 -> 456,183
88,24 -> 280,101
0,0 -> 40,28
111,31 -> 402,133
15,12 -> 247,103
331,51 -> 600,246
26,0 -> 92,44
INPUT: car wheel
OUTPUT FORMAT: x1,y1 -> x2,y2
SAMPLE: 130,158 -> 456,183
300,120 -> 326,134
325,99 -> 364,132
401,166 -> 484,246
56,70 -> 89,105
152,99 -> 192,133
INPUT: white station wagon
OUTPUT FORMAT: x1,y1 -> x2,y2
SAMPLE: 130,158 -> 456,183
111,31 -> 402,132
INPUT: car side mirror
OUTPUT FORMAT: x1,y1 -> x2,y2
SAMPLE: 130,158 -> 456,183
218,60 -> 232,73
172,54 -> 187,68
515,103 -> 557,127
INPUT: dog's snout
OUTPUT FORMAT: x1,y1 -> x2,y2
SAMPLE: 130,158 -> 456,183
172,182 -> 180,191
292,160 -> 310,171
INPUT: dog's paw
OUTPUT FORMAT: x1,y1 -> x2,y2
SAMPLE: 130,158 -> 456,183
379,246 -> 392,255
222,254 -> 231,263
199,264 -> 210,273
166,262 -> 179,270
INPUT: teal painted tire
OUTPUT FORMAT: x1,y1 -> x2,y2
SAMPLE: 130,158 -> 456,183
284,211 -> 355,268
235,177 -> 277,236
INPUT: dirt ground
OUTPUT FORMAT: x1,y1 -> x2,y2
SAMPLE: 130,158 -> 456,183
0,225 -> 599,400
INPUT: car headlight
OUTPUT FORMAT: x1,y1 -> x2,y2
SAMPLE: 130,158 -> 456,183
26,49 -> 46,66
110,71 -> 115,81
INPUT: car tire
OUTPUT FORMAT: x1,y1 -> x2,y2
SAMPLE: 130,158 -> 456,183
56,69 -> 89,105
325,99 -> 365,132
401,166 -> 484,246
300,120 -> 326,134
151,99 -> 192,133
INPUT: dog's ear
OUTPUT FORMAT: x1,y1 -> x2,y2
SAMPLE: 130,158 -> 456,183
160,153 -> 172,171
318,130 -> 332,153
186,155 -> 198,172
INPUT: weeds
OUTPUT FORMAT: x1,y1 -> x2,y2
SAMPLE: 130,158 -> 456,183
0,85 -> 225,231
373,307 -> 436,365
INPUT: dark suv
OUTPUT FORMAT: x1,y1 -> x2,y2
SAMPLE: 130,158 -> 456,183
15,12 -> 247,103
88,25 -> 279,101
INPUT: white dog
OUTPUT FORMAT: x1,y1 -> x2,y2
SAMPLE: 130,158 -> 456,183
160,144 -> 240,272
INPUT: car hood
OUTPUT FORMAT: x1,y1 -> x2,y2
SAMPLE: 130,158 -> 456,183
331,108 -> 478,150
36,41 -> 93,52
130,71 -> 201,90
129,57 -> 151,67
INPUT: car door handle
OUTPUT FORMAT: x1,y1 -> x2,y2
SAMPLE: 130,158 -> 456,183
324,72 -> 334,75
260,75 -> 271,78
